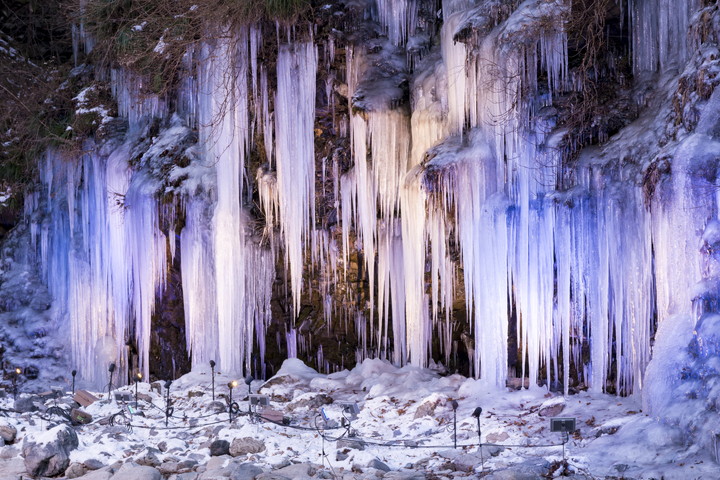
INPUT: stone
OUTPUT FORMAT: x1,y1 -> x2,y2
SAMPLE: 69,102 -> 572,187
256,474 -> 290,480
485,431 -> 509,443
66,462 -> 89,478
14,394 -> 42,413
337,438 -> 365,450
110,463 -> 162,480
0,425 -> 16,444
483,459 -> 550,480
383,473 -> 426,480
22,424 -> 79,477
209,439 -> 230,456
485,445 -> 505,457
538,403 -> 565,417
79,469 -> 114,480
158,461 -> 180,475
367,459 -> 390,472
287,393 -> 333,411
413,398 -> 441,419
229,437 -> 266,456
135,447 -> 162,467
450,454 -> 476,473
206,455 -> 231,470
174,473 -> 200,480
207,401 -> 227,414
84,458 -> 106,470
274,463 -> 318,478
227,463 -> 263,480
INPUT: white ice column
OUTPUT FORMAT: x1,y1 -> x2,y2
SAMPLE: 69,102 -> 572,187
275,39 -> 317,317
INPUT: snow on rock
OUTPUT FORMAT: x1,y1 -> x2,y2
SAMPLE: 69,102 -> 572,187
0,359 -> 712,478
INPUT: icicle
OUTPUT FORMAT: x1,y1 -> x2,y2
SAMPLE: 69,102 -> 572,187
274,39 -> 318,317
629,0 -> 701,74
180,196 -> 219,367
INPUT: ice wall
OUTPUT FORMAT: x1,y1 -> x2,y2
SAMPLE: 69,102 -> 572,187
29,0 -> 715,393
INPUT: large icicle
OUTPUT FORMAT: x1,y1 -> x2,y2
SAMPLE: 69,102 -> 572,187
198,31 -> 252,373
275,39 -> 318,317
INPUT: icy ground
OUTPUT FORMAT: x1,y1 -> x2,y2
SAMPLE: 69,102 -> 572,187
0,358 -> 716,479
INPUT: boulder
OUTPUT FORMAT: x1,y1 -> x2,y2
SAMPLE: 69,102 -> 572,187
110,463 -> 162,480
287,393 -> 333,411
66,462 -> 88,478
367,459 -> 390,472
274,463 -> 317,478
22,424 -> 79,477
229,437 -> 265,456
135,447 -> 162,467
0,425 -> 16,444
14,394 -> 42,413
84,458 -> 106,470
209,439 -> 230,456
227,463 -> 264,480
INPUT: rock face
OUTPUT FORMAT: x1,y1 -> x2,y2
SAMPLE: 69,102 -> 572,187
22,424 -> 79,477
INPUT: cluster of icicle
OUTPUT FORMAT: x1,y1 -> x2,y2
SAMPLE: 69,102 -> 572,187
27,0 -> 709,394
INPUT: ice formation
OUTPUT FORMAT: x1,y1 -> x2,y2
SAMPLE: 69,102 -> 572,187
21,0 -> 719,403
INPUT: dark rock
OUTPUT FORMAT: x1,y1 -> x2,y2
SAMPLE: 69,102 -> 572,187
22,424 -> 79,477
209,439 -> 230,456
229,437 -> 266,456
367,459 -> 390,471
84,458 -> 105,470
228,463 -> 264,480
0,424 -> 17,443
14,394 -> 42,413
337,438 -> 365,450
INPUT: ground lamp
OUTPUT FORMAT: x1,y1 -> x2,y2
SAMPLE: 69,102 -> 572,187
71,369 -> 77,395
12,367 -> 21,399
164,380 -> 173,426
244,376 -> 253,413
472,407 -> 484,470
134,372 -> 142,407
209,360 -> 216,401
107,363 -> 116,401
550,417 -> 576,463
450,400 -> 459,449
228,380 -> 238,423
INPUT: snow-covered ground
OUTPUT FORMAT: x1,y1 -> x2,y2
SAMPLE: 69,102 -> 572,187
0,358 -> 716,479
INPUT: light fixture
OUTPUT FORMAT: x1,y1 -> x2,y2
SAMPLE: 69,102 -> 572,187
450,400 -> 459,448
12,367 -> 21,399
228,380 -> 238,423
209,360 -> 216,400
134,372 -> 142,407
472,407 -> 483,470
107,363 -> 116,402
164,380 -> 173,426
550,417 -> 576,462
